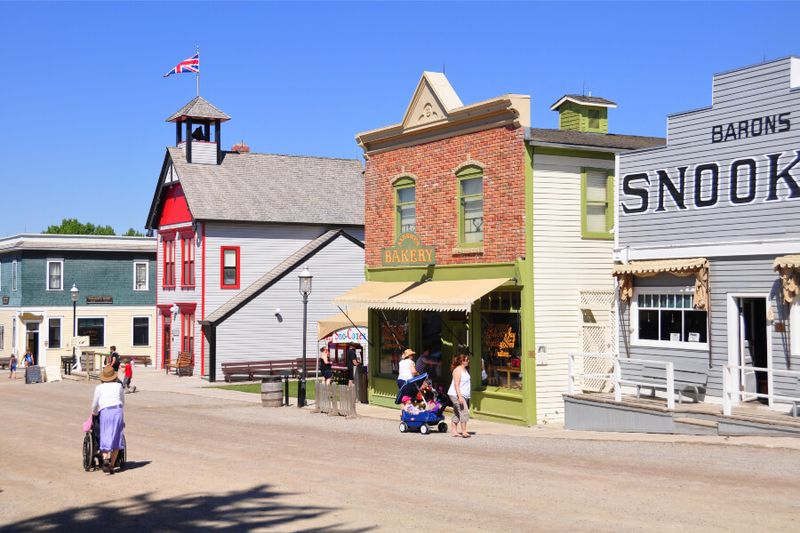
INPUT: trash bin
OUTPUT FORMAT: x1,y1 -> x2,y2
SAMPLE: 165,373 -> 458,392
261,376 -> 283,407
356,366 -> 368,404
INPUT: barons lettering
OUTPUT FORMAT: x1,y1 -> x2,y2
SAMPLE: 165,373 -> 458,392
622,149 -> 800,214
711,112 -> 790,143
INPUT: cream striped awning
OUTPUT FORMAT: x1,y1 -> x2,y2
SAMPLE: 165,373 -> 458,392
333,278 -> 511,313
774,255 -> 800,270
317,308 -> 369,341
612,258 -> 707,276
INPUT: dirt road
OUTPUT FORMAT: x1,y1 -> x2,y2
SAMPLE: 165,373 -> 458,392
0,378 -> 798,532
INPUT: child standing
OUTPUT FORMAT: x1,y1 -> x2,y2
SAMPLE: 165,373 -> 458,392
122,361 -> 136,393
8,353 -> 17,379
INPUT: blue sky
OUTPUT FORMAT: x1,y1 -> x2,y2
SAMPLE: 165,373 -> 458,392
0,1 -> 795,236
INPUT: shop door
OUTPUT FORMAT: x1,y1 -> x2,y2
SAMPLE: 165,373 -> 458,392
162,315 -> 171,368
26,322 -> 40,365
441,313 -> 469,383
736,297 -> 768,402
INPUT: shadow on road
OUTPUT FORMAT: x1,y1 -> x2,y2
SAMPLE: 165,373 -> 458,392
4,484 -> 374,532
118,460 -> 151,471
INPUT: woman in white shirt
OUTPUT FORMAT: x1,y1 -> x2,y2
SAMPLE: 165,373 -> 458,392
91,365 -> 125,474
447,354 -> 471,438
397,348 -> 417,387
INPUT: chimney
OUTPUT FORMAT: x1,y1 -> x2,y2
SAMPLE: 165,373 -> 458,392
231,141 -> 250,153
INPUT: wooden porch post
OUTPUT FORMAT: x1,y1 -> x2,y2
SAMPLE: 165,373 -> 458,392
207,324 -> 217,382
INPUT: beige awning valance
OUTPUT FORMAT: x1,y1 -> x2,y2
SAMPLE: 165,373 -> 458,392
332,278 -> 512,313
317,308 -> 369,341
333,281 -> 417,308
613,258 -> 709,310
18,313 -> 43,322
774,255 -> 800,303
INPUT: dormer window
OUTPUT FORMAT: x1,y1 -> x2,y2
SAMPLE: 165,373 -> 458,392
588,109 -> 600,130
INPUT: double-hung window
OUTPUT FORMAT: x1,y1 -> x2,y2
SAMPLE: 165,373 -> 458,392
47,260 -> 63,291
582,168 -> 614,240
163,237 -> 176,288
457,166 -> 484,245
11,261 -> 17,291
132,316 -> 149,346
181,312 -> 194,356
221,247 -> 240,289
48,318 -> 61,349
394,178 -> 416,237
181,234 -> 195,287
634,290 -> 708,347
134,261 -> 149,291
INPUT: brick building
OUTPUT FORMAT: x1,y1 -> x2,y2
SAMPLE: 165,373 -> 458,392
336,73 -> 662,425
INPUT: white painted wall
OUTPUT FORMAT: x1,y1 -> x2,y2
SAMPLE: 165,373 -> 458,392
532,153 -> 615,423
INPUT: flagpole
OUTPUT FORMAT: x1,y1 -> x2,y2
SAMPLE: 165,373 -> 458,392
196,45 -> 200,97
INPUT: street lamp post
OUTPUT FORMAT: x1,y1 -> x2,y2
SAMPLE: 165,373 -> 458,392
70,284 -> 79,375
297,266 -> 313,408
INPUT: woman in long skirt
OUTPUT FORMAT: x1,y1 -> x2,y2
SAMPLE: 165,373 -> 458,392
91,365 -> 125,474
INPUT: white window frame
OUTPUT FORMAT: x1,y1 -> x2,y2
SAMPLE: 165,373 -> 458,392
48,317 -> 62,349
630,286 -> 709,350
0,324 -> 4,351
12,260 -> 17,292
133,261 -> 149,291
791,298 -> 800,357
46,259 -> 64,291
131,315 -> 150,347
77,316 -> 106,348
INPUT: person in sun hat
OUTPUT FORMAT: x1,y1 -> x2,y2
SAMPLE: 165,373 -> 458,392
90,365 -> 125,474
397,348 -> 418,388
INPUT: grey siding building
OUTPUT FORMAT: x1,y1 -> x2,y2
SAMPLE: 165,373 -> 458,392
614,57 -> 800,408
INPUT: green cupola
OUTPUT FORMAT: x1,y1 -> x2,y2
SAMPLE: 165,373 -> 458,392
550,94 -> 617,134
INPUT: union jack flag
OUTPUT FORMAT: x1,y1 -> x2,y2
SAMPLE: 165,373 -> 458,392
163,53 -> 200,77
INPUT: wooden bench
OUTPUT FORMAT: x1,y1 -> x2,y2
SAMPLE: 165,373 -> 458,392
119,355 -> 153,367
0,356 -> 10,369
221,359 -> 305,382
165,352 -> 193,377
635,362 -> 708,404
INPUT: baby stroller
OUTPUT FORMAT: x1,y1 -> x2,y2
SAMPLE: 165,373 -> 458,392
395,373 -> 448,435
83,414 -> 127,472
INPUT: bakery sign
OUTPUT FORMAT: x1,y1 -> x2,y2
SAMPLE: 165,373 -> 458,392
382,233 -> 435,267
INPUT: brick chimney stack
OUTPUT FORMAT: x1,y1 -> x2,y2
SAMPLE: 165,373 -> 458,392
231,141 -> 250,153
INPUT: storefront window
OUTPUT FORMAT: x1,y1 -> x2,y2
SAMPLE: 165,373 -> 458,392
636,292 -> 708,344
77,318 -> 105,347
481,309 -> 522,390
378,310 -> 408,376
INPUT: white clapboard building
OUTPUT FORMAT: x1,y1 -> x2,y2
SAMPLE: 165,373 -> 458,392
145,96 -> 365,381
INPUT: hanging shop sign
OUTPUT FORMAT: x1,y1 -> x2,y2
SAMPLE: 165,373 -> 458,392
382,233 -> 435,266
323,327 -> 368,344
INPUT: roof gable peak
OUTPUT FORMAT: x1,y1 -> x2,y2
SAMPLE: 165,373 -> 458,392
166,96 -> 231,123
401,71 -> 464,130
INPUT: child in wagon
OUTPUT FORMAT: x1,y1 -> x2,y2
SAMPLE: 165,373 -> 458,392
401,395 -> 421,415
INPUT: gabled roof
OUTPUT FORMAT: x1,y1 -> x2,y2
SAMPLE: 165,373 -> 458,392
166,96 -> 231,123
550,94 -> 618,111
200,229 -> 364,327
145,147 -> 364,229
525,128 -> 665,151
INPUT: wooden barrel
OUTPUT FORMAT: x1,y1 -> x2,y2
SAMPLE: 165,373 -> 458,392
261,376 -> 283,407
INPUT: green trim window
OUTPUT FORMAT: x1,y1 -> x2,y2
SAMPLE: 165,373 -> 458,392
457,166 -> 484,245
378,310 -> 409,376
581,167 -> 613,240
479,290 -> 522,390
588,109 -> 601,130
394,178 -> 416,237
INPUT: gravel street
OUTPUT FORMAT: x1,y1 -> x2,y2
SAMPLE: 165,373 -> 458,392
0,375 -> 798,532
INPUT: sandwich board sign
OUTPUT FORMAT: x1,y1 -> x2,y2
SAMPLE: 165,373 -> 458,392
69,336 -> 90,372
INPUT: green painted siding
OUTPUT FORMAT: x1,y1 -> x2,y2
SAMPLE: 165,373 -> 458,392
558,103 -> 609,133
0,255 -> 22,307
18,251 -> 156,307
558,103 -> 581,131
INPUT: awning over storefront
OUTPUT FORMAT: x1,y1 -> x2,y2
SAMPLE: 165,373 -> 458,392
317,308 -> 369,341
773,255 -> 800,303
612,258 -> 709,310
333,281 -> 417,308
18,313 -> 43,322
334,278 -> 511,313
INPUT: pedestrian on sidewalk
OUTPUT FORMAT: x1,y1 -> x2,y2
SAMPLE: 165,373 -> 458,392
106,346 -> 121,373
90,365 -> 125,474
122,361 -> 136,393
397,348 -> 417,388
448,354 -> 471,438
8,353 -> 17,379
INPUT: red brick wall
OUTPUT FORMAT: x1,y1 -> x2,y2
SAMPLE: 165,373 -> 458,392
364,125 -> 526,268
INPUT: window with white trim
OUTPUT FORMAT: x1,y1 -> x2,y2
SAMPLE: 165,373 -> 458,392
134,261 -> 149,291
181,234 -> 195,287
0,325 -> 4,350
47,260 -> 63,290
77,318 -> 105,347
0,262 -> 2,290
633,289 -> 708,346
132,316 -> 149,346
48,318 -> 61,349
12,260 -> 18,291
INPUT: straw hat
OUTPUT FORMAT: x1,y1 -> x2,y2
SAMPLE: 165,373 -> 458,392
402,348 -> 416,359
100,365 -> 118,383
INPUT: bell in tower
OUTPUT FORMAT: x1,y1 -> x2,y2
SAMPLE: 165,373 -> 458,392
166,96 -> 230,165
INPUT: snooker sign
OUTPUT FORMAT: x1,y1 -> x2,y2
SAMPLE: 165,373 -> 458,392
382,233 -> 435,267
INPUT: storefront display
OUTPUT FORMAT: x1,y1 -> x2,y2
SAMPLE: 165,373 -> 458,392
480,295 -> 522,390
378,310 -> 408,376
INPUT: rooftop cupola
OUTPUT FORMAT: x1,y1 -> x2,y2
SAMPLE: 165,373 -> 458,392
166,96 -> 231,165
549,94 -> 616,134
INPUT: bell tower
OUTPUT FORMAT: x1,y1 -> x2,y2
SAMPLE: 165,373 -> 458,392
166,96 -> 231,165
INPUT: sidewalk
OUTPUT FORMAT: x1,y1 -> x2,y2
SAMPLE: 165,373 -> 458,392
66,365 -> 800,451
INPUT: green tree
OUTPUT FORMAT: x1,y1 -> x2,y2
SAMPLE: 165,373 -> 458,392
43,218 -> 116,235
123,228 -> 144,237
